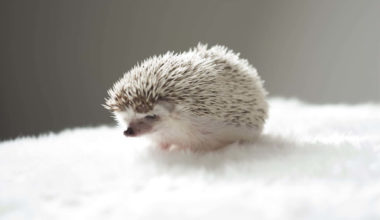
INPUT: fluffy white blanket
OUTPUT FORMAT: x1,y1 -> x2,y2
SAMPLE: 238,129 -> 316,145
1,98 -> 379,220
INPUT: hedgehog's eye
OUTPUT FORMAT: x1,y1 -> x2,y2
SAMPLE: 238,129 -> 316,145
145,114 -> 158,120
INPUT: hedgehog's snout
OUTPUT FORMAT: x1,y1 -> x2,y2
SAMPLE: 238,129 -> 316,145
124,127 -> 135,137
123,119 -> 154,137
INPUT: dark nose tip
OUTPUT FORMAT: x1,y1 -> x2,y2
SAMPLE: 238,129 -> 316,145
124,127 -> 135,136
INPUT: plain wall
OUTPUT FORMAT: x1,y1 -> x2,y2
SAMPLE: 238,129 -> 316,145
1,0 -> 380,139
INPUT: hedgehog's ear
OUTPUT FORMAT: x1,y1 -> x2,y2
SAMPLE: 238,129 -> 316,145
157,98 -> 175,112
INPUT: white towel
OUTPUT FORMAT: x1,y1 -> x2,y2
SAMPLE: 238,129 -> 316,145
1,98 -> 379,220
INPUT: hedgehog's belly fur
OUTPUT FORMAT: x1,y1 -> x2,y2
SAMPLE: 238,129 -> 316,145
148,116 -> 261,151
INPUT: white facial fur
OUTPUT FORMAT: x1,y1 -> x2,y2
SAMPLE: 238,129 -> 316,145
113,102 -> 173,134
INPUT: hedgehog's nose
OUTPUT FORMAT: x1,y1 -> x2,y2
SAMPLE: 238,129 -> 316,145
124,127 -> 135,137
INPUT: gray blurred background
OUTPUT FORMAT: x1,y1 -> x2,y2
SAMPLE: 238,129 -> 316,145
1,0 -> 379,139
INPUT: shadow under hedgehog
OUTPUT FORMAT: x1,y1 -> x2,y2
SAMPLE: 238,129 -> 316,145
104,43 -> 268,151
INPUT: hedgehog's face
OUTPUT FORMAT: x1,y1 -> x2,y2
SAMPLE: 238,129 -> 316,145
113,101 -> 175,137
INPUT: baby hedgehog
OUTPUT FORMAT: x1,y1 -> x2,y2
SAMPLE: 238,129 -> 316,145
104,43 -> 268,151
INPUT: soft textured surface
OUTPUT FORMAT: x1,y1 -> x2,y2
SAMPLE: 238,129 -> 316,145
1,98 -> 379,220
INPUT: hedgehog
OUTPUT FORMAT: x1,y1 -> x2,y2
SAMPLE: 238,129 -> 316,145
104,43 -> 268,151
